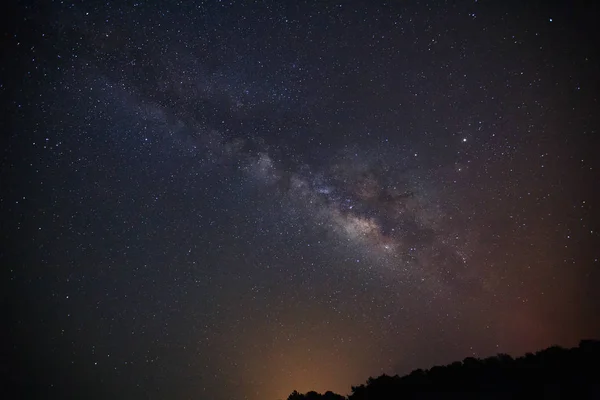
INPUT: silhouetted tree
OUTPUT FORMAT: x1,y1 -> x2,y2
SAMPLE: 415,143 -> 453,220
287,390 -> 304,400
287,339 -> 600,400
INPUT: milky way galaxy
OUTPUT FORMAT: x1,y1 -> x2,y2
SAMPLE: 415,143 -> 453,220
3,1 -> 600,400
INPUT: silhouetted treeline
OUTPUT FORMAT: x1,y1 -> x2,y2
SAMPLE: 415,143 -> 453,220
286,339 -> 600,400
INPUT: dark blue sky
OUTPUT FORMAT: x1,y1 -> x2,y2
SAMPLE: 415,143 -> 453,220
3,1 -> 599,399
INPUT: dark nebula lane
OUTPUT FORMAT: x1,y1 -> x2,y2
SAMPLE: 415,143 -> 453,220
3,1 -> 600,399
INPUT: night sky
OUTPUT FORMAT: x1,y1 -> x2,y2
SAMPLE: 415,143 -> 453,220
3,1 -> 600,399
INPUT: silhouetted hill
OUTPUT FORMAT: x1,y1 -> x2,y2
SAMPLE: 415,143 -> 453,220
286,340 -> 600,400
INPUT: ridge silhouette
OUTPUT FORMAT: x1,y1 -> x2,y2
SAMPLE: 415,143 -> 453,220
285,340 -> 600,400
